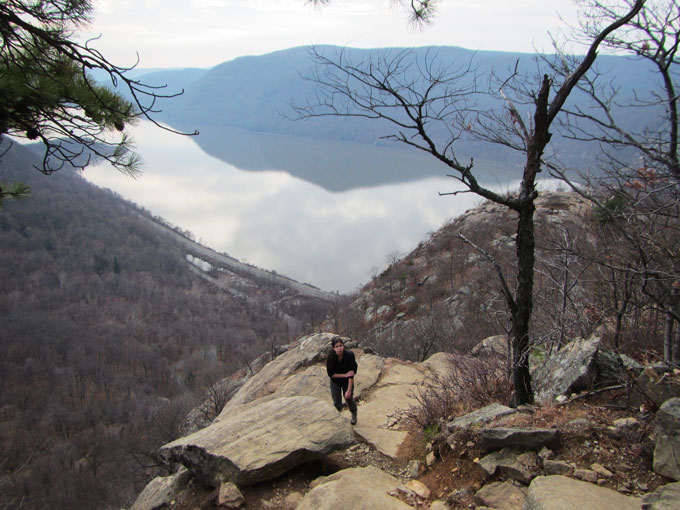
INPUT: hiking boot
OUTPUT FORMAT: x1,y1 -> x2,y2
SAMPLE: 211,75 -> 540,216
351,411 -> 357,425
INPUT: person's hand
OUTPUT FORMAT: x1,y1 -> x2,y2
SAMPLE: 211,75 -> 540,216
344,389 -> 352,400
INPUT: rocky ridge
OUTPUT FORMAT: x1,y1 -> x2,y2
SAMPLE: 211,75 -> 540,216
130,332 -> 680,510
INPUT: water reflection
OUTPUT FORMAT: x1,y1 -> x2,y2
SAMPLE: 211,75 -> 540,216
84,122 -> 485,293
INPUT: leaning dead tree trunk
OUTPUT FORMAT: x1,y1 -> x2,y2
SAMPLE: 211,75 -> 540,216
295,0 -> 644,405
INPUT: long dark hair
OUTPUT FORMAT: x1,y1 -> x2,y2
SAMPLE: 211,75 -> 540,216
327,336 -> 343,363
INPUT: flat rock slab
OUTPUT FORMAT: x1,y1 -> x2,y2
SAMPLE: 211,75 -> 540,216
352,361 -> 432,458
524,475 -> 642,510
160,396 -> 354,486
479,427 -> 561,452
353,383 -> 415,458
447,403 -> 517,432
378,359 -> 429,386
218,333 -> 338,415
296,466 -> 412,510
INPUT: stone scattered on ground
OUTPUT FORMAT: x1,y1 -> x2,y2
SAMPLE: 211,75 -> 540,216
218,482 -> 245,508
542,459 -> 573,476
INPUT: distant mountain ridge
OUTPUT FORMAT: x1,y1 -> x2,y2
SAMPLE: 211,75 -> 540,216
130,45 -> 656,186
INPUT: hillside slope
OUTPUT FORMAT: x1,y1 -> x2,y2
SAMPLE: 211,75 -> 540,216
0,143 -> 333,510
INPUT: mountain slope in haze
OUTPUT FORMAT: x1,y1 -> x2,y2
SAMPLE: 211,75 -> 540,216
149,45 -> 655,185
0,143 -> 333,510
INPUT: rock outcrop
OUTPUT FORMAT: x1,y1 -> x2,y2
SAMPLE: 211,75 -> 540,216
132,332 -> 679,510
159,396 -> 354,486
532,336 -> 625,404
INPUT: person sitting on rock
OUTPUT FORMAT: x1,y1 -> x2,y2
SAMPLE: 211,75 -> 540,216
326,336 -> 358,424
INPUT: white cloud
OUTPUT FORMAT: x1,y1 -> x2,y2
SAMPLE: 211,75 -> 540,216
81,1 -> 581,68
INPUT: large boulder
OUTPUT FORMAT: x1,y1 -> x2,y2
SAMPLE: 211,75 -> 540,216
217,333 -> 341,416
470,335 -> 509,359
159,396 -> 354,486
653,397 -> 680,481
532,336 -> 624,404
524,475 -> 642,510
617,369 -> 680,409
296,466 -> 412,510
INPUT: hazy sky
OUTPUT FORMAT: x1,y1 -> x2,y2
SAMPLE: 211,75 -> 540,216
83,0 -> 581,69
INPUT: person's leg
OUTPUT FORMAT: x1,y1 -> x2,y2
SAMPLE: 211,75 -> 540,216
329,380 -> 343,412
345,384 -> 357,424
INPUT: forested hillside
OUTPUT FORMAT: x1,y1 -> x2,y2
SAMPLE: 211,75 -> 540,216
331,191 -> 668,366
0,143 -> 332,510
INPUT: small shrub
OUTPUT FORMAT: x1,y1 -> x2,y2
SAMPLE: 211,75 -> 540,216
405,354 -> 512,431
422,422 -> 441,444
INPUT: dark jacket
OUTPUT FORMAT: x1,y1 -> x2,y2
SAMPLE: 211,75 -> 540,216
326,349 -> 358,385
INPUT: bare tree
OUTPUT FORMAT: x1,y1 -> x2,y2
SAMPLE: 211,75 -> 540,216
551,0 -> 680,362
294,1 -> 644,404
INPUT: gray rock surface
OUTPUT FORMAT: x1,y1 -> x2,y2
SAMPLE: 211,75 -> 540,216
477,448 -> 539,484
217,481 -> 245,508
642,481 -> 680,510
532,336 -> 601,404
474,481 -> 526,510
470,335 -> 509,359
542,459 -> 573,476
479,427 -> 561,452
295,466 -> 412,510
593,349 -> 626,386
524,475 -> 642,510
159,396 -> 354,486
653,397 -> 680,481
447,403 -> 517,432
218,333 -> 340,415
129,469 -> 191,510
618,371 -> 680,409
352,359 -> 432,458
